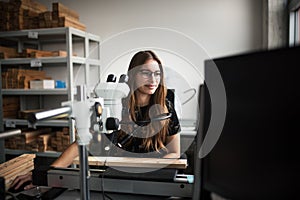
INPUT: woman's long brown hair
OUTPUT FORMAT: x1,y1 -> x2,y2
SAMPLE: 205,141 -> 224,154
121,50 -> 169,152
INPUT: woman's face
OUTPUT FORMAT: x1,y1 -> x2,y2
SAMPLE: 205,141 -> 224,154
134,59 -> 161,95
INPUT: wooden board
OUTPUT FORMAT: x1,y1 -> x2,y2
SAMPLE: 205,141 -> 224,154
22,48 -> 53,58
0,154 -> 35,171
52,50 -> 68,57
18,109 -> 43,119
73,156 -> 187,169
0,46 -> 18,59
57,16 -> 86,31
2,96 -> 20,118
37,132 -> 55,152
21,127 -> 52,144
0,154 -> 36,190
52,2 -> 79,21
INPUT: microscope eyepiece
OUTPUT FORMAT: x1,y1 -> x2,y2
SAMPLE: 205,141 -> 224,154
119,74 -> 128,83
107,74 -> 117,82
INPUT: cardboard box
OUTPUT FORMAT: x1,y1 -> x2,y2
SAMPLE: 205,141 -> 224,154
30,80 -> 55,89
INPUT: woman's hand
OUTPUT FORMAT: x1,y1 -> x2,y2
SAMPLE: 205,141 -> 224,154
10,172 -> 34,191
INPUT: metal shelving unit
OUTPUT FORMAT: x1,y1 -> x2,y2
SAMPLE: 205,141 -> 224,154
0,27 -> 101,156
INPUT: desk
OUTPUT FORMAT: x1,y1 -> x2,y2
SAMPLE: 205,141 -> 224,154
55,189 -> 192,200
47,169 -> 193,198
47,157 -> 193,198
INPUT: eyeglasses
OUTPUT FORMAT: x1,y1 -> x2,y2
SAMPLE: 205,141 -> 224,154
138,70 -> 161,79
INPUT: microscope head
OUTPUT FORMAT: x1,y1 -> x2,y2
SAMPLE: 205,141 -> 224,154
93,74 -> 130,130
94,74 -> 129,100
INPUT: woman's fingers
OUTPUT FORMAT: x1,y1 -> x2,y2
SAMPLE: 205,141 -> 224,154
10,173 -> 32,190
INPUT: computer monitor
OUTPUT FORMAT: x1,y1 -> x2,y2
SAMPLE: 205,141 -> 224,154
199,46 -> 300,199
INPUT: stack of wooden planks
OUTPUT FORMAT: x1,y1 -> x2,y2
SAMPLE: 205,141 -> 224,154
48,127 -> 70,152
0,1 -> 9,31
2,0 -> 48,31
0,0 -> 86,31
2,96 -> 20,118
0,45 -> 68,59
0,46 -> 18,59
4,128 -> 52,151
52,2 -> 86,31
1,68 -> 50,89
5,127 -> 70,152
0,154 -> 35,190
20,48 -> 68,58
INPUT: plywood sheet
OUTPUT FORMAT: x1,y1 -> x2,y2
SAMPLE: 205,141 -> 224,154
73,156 -> 187,169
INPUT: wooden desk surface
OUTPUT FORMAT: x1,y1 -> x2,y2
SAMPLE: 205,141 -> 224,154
73,156 -> 187,169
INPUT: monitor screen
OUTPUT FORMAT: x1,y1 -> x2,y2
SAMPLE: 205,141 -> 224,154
200,46 -> 300,199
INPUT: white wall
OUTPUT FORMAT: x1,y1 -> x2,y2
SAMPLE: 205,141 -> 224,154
38,0 -> 263,122
38,0 -> 263,56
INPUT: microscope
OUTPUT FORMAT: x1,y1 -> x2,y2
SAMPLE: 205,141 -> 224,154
27,74 -> 130,200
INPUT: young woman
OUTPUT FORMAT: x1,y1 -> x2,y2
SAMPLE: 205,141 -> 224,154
10,50 -> 181,191
111,50 -> 181,158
